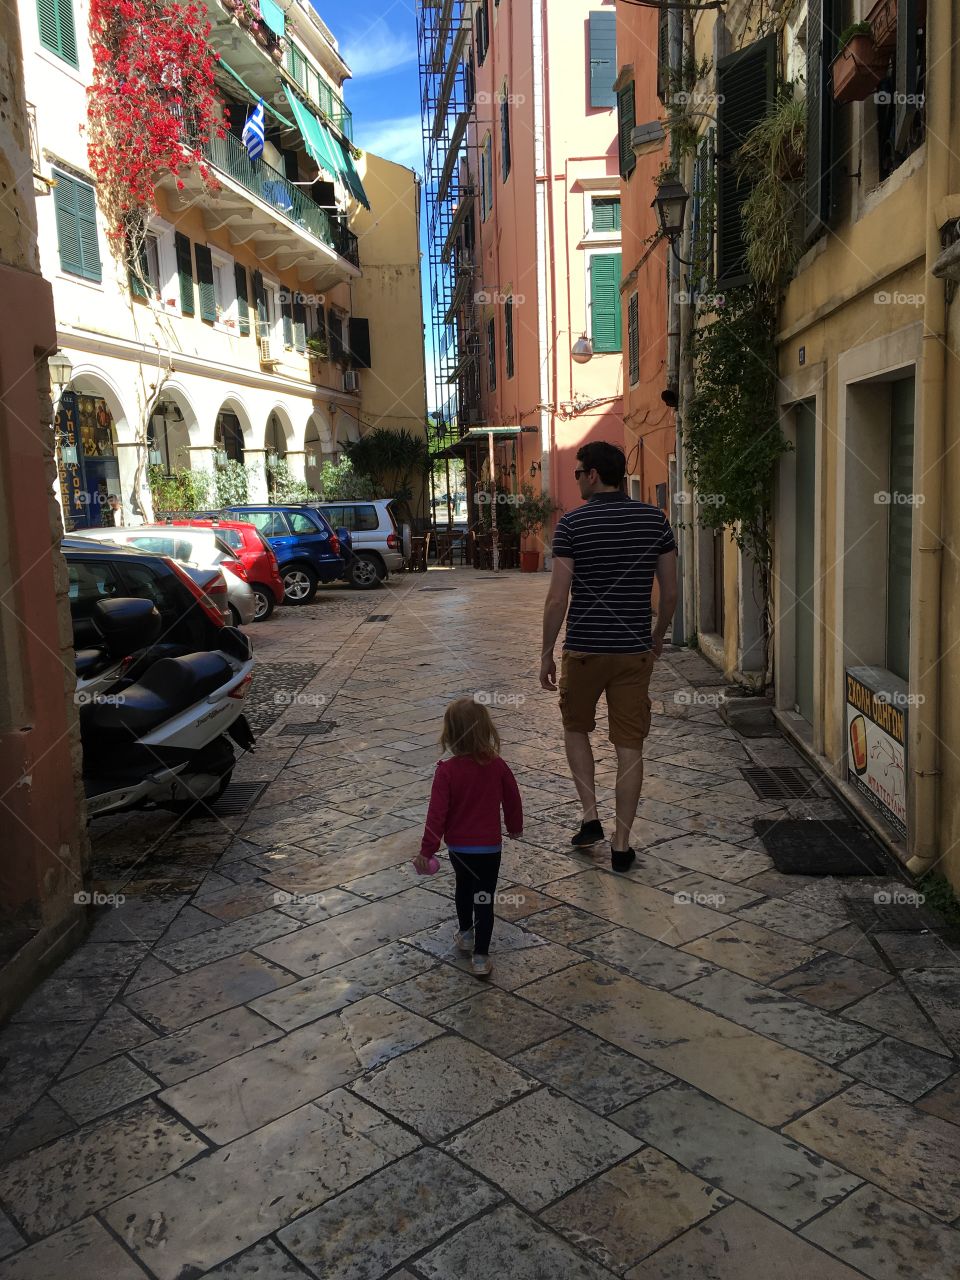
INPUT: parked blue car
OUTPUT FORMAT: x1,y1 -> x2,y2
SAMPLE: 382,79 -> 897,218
200,504 -> 350,605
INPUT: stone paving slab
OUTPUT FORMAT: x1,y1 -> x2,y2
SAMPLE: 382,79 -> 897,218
0,1218 -> 148,1280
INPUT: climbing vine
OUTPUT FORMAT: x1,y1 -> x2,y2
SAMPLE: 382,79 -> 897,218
87,0 -> 224,267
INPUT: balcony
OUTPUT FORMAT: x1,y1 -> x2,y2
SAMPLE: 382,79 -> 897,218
161,131 -> 359,285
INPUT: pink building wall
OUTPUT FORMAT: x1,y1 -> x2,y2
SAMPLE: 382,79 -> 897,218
470,0 -> 624,531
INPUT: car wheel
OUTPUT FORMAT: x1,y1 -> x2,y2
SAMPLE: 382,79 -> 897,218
283,564 -> 319,605
348,553 -> 385,589
251,584 -> 275,620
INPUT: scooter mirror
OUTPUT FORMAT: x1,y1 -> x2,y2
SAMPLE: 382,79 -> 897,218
93,597 -> 163,659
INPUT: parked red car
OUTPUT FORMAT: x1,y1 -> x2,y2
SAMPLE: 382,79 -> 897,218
173,518 -> 285,621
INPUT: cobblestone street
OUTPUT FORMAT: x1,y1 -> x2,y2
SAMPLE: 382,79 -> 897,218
1,569 -> 959,1278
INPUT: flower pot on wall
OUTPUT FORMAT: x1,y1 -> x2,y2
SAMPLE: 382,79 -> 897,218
866,0 -> 898,51
831,35 -> 888,105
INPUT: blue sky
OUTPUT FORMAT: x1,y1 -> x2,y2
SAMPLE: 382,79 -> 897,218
308,1 -> 437,410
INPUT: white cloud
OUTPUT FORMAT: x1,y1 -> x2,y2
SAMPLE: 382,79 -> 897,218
359,114 -> 424,172
341,19 -> 418,78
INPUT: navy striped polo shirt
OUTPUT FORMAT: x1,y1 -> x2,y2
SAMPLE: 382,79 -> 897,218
552,491 -> 677,653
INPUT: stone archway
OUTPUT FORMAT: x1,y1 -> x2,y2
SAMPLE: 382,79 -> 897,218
62,367 -> 130,529
304,407 -> 335,492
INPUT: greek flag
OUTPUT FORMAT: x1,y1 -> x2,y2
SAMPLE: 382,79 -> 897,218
242,99 -> 265,162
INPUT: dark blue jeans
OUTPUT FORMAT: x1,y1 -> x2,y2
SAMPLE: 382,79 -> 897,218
449,849 -> 502,954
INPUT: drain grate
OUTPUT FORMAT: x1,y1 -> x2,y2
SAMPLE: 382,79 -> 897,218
364,615 -> 392,622
420,587 -> 457,591
846,897 -> 945,934
278,720 -> 338,737
211,781 -> 268,816
742,766 -> 817,800
753,818 -> 892,875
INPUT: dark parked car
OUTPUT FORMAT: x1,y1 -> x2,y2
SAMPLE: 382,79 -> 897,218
200,504 -> 348,605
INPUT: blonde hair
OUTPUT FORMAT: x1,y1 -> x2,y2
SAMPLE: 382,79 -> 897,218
440,696 -> 501,763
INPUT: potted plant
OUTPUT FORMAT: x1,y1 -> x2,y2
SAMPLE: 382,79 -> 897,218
514,484 -> 561,573
832,23 -> 888,104
866,0 -> 898,51
306,333 -> 328,359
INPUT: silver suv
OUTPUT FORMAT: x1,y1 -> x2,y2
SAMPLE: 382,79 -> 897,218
313,499 -> 411,588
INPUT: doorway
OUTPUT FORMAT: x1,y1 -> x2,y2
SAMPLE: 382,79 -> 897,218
794,399 -> 816,721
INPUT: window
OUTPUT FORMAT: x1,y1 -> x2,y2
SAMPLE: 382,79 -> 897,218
37,0 -> 78,67
177,233 -> 195,316
627,292 -> 639,385
487,315 -> 497,390
143,234 -> 162,296
320,505 -> 343,528
327,310 -> 345,362
195,244 -> 216,322
480,135 -> 493,220
592,196 -> 621,233
238,510 -> 289,536
716,37 -> 776,285
590,252 -> 622,353
52,171 -> 102,283
352,505 -> 379,531
504,296 -> 514,379
886,378 -> 915,680
588,11 -> 617,108
690,130 -> 716,292
500,88 -> 511,182
210,250 -> 237,326
656,2 -> 670,101
616,82 -> 636,179
288,511 -> 324,534
803,0 -> 835,244
476,0 -> 490,65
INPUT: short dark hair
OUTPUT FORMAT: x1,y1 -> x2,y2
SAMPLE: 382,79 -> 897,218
576,441 -> 626,487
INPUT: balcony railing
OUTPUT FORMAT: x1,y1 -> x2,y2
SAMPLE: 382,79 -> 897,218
205,131 -> 359,267
285,44 -> 353,141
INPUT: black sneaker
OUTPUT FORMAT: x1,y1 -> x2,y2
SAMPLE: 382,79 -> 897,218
611,847 -> 637,873
571,819 -> 604,848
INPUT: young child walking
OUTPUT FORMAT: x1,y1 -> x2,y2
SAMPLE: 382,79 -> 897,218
415,696 -> 523,977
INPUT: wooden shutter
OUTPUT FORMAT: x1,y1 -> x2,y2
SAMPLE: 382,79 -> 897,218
588,11 -> 617,109
327,311 -> 344,362
293,298 -> 306,352
716,35 -> 776,286
74,178 -> 101,283
175,233 -> 195,315
487,316 -> 497,390
194,244 -> 216,322
348,317 -> 371,368
895,0 -> 920,152
505,298 -> 514,378
617,83 -> 636,179
128,240 -> 148,299
590,252 -> 622,353
500,94 -> 511,181
38,0 -> 78,67
657,2 -> 670,101
53,172 -> 82,276
886,379 -> 915,680
804,0 -> 837,243
628,292 -> 639,385
252,270 -> 267,336
281,294 -> 293,346
234,262 -> 249,333
592,197 -> 621,232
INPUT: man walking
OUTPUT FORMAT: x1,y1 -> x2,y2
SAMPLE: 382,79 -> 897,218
539,441 -> 678,872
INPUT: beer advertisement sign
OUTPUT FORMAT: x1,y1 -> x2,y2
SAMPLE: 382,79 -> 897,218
845,667 -> 907,837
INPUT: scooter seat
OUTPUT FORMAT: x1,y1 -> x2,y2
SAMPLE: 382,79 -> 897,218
81,652 -> 235,743
75,649 -> 106,678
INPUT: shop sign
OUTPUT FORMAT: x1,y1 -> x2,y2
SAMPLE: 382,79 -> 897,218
845,666 -> 908,837
55,390 -> 86,523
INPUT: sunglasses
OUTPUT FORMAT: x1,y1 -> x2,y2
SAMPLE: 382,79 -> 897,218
574,468 -> 589,479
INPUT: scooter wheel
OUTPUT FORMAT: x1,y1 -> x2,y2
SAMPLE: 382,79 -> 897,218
170,769 -> 233,819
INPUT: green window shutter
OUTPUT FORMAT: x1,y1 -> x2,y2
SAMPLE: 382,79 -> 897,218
657,4 -> 670,101
234,262 -> 249,334
804,0 -> 837,243
281,295 -> 293,346
588,11 -> 617,109
617,83 -> 636,179
194,243 -> 216,323
590,252 -> 622,353
175,232 -> 195,315
38,0 -> 78,67
74,178 -> 101,282
293,299 -> 306,352
592,197 -> 621,232
628,292 -> 639,384
505,297 -> 514,379
500,95 -> 511,182
716,35 -> 776,286
52,172 -> 82,276
487,316 -> 497,390
886,378 -> 915,680
252,270 -> 267,335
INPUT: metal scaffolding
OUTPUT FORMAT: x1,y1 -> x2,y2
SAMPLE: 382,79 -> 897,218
416,0 -> 484,463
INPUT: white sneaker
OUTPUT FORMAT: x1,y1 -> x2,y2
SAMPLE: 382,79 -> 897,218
454,928 -> 475,953
471,954 -> 493,977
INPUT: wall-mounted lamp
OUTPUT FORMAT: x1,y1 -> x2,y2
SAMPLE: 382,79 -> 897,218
267,451 -> 280,468
215,448 -> 228,467
148,447 -> 163,465
652,174 -> 696,265
60,444 -> 79,466
49,350 -> 73,392
306,451 -> 318,468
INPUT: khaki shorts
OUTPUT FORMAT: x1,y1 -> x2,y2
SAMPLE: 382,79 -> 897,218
559,650 -> 655,748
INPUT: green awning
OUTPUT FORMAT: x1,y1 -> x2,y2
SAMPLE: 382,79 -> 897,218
335,136 -> 370,209
282,86 -> 342,181
218,56 -> 293,128
259,0 -> 285,37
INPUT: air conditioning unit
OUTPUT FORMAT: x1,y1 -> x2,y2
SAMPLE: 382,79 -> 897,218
259,336 -> 278,366
343,369 -> 359,392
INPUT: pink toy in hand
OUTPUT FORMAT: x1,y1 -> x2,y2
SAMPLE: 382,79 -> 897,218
415,854 -> 440,876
